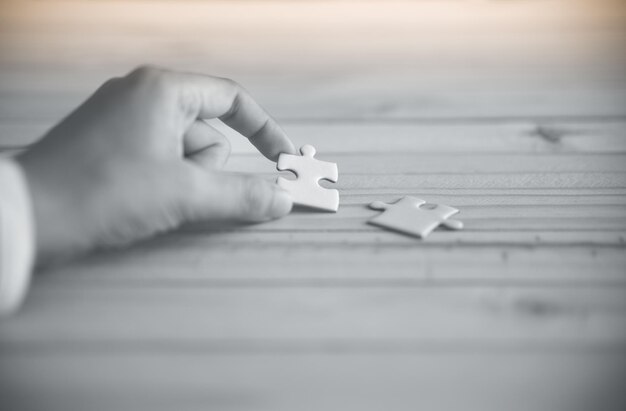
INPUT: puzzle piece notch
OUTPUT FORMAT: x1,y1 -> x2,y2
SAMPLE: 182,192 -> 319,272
368,196 -> 463,238
300,144 -> 317,158
276,144 -> 339,212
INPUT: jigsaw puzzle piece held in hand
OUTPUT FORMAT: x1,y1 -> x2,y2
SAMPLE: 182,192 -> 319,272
368,196 -> 463,238
276,145 -> 339,212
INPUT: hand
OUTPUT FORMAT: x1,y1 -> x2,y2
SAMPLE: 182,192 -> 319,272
17,66 -> 296,262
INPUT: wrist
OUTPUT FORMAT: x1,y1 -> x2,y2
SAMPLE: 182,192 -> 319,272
16,154 -> 88,264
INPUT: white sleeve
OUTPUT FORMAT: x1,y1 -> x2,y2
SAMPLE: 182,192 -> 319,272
0,158 -> 35,316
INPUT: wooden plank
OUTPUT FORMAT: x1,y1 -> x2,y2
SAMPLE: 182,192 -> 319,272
10,149 -> 626,174
256,203 -> 626,220
3,120 -> 626,153
228,153 -> 626,174
38,245 -> 626,285
122,230 -> 626,246
335,173 -> 626,189
2,284 -> 625,345
232,121 -> 626,155
1,352 -> 624,411
342,187 -> 626,196
219,218 -> 626,232
174,171 -> 626,190
338,192 -> 626,206
179,203 -> 626,232
190,171 -> 626,189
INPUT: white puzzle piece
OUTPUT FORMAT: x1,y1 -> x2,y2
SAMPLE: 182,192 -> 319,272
368,196 -> 463,238
276,145 -> 339,212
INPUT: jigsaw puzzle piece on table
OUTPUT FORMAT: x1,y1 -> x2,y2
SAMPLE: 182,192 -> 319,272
276,145 -> 339,212
368,196 -> 463,238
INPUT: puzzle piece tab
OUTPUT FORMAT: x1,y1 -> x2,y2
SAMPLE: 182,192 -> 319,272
368,196 -> 463,238
276,145 -> 339,212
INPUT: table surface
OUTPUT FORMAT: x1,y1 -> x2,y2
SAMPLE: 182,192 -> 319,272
1,1 -> 625,410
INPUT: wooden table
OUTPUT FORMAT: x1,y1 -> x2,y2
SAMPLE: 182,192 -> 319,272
1,1 -> 625,410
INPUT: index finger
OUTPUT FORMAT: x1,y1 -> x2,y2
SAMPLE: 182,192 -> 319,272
173,71 -> 296,161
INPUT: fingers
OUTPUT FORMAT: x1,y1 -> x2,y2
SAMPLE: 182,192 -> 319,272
214,84 -> 296,162
129,66 -> 295,161
125,66 -> 295,161
182,167 -> 292,223
183,120 -> 230,170
185,75 -> 295,161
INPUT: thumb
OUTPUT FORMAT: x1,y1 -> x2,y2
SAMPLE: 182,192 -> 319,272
181,166 -> 293,223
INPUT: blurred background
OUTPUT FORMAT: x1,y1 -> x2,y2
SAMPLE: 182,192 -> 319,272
1,0 -> 625,146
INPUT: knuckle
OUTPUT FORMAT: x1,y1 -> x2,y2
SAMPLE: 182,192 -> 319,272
219,76 -> 240,91
221,93 -> 241,122
95,76 -> 122,95
218,78 -> 244,120
102,76 -> 121,88
127,65 -> 171,93
228,79 -> 245,99
129,65 -> 162,79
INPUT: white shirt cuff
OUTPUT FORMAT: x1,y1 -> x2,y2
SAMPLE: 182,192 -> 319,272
0,158 -> 35,316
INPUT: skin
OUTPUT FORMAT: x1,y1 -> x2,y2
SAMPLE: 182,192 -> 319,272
17,66 -> 296,263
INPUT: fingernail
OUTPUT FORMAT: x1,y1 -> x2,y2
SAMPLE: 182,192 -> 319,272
270,187 -> 292,218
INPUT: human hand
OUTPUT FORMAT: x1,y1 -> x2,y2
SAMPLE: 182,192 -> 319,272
17,66 -> 296,262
